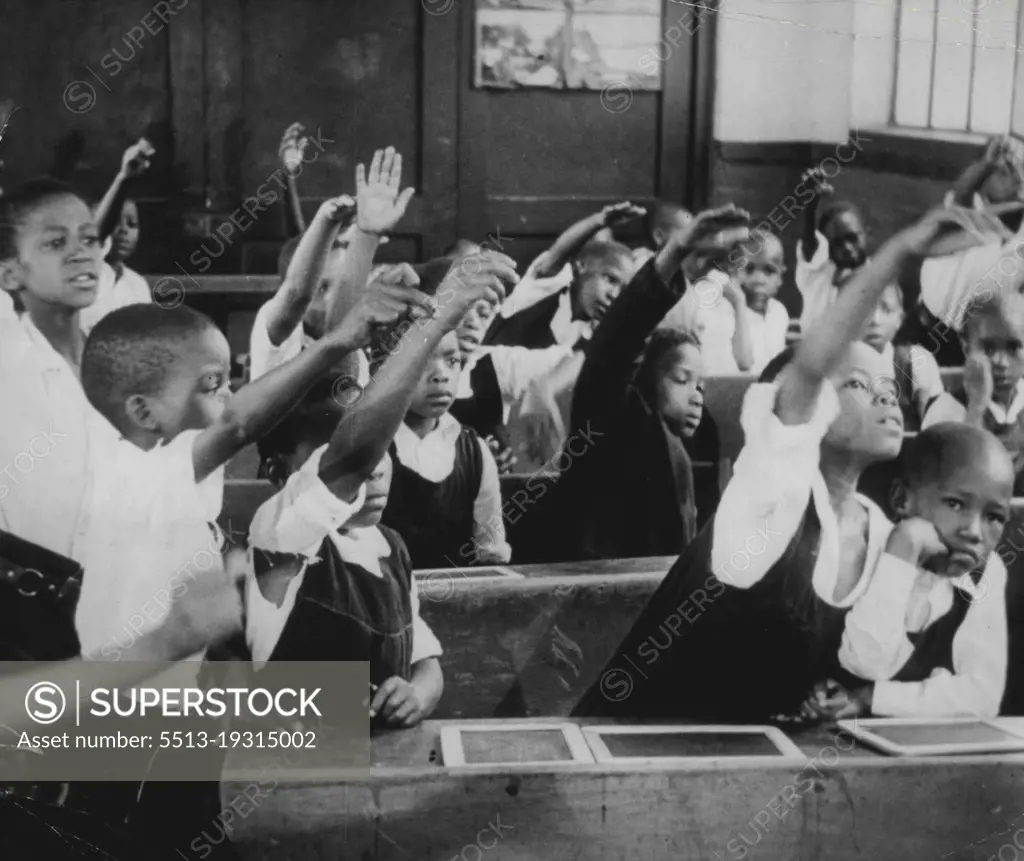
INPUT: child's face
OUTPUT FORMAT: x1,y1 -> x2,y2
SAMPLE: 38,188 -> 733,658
655,343 -> 704,439
110,199 -> 140,263
145,326 -> 232,438
2,194 -> 103,310
408,331 -> 462,420
823,210 -> 868,271
965,308 -> 1024,403
822,342 -> 904,462
737,238 -> 784,314
456,299 -> 497,355
573,254 -> 633,324
901,451 -> 1013,579
349,453 -> 393,529
862,284 -> 904,352
981,161 -> 1024,204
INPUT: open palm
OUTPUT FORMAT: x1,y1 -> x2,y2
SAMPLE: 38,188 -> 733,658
356,146 -> 416,234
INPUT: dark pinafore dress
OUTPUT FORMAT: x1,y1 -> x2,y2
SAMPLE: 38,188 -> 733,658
267,525 -> 414,682
449,354 -> 507,446
381,427 -> 484,569
574,501 -> 853,722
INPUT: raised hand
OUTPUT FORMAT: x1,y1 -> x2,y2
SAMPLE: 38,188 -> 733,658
485,434 -> 518,475
279,122 -> 310,176
886,516 -> 949,570
898,205 -> 1006,258
436,250 -> 519,322
120,138 -> 154,179
355,146 -> 416,235
327,263 -> 435,350
317,194 -> 357,225
602,200 -> 646,226
801,166 -> 834,197
964,348 -> 995,415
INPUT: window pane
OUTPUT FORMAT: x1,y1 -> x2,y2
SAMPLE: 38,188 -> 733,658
931,0 -> 974,129
969,0 -> 1018,133
895,0 -> 938,127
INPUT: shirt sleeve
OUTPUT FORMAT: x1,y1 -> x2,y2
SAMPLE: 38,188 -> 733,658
696,300 -> 740,375
472,436 -> 511,563
245,563 -> 305,667
765,301 -> 791,362
499,259 -> 573,319
795,230 -> 833,290
410,577 -> 443,664
710,381 -> 840,588
839,553 -> 920,681
922,392 -> 968,429
487,344 -> 575,407
872,559 -> 1009,717
249,443 -> 367,555
249,299 -> 305,381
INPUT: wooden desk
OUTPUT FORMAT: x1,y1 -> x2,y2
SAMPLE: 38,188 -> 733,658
223,717 -> 1024,861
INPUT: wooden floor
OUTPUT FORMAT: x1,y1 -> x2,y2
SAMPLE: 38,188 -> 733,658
223,717 -> 1024,860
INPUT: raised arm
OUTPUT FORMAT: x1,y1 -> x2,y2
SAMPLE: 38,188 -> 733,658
799,167 -> 831,263
776,207 -> 1002,426
952,136 -> 1005,207
263,195 -> 354,346
95,138 -> 153,241
317,253 -> 517,501
324,147 -> 416,331
571,206 -> 749,428
278,122 -> 309,235
722,278 -> 755,372
532,201 -> 645,278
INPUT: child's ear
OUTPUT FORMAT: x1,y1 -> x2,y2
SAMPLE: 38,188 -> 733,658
0,259 -> 25,295
124,394 -> 161,434
889,478 -> 912,520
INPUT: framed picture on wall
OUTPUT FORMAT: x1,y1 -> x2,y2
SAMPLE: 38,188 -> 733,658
474,0 -> 664,91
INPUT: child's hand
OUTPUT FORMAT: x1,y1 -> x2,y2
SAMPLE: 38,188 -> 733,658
800,680 -> 871,723
355,146 -> 416,236
657,204 -> 749,281
964,348 -> 996,414
897,205 -> 1005,258
369,676 -> 428,727
437,251 -> 518,324
327,263 -> 435,350
601,200 -> 646,226
801,166 -> 834,197
120,138 -> 154,180
317,194 -> 357,225
886,516 -> 948,568
279,122 -> 309,176
721,277 -> 746,308
485,434 -> 517,475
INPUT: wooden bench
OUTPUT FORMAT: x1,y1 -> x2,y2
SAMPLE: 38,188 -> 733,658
223,716 -> 1024,861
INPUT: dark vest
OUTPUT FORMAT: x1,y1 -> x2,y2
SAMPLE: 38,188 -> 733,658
382,425 -> 484,569
268,525 -> 414,685
574,501 -> 852,721
484,291 -> 563,349
449,354 -> 503,442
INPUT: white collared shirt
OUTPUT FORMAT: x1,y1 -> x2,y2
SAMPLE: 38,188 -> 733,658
498,256 -> 574,319
392,413 -> 511,563
0,312 -> 95,559
839,549 -> 1007,717
78,262 -> 152,334
0,290 -> 15,320
74,429 -> 226,658
245,444 -> 440,666
547,289 -> 593,346
710,381 -> 891,606
456,344 -> 576,423
664,282 -> 789,375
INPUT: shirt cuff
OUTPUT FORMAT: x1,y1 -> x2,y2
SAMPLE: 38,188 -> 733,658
250,444 -> 367,556
739,379 -> 841,451
411,615 -> 443,664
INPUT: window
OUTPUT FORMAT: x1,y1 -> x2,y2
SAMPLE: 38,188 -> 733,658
891,0 -> 1022,133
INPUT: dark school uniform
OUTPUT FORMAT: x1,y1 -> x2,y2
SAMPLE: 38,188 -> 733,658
267,525 -> 414,681
382,423 -> 486,569
516,259 -> 699,564
449,353 -> 504,443
573,381 -> 893,721
484,291 -> 564,350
